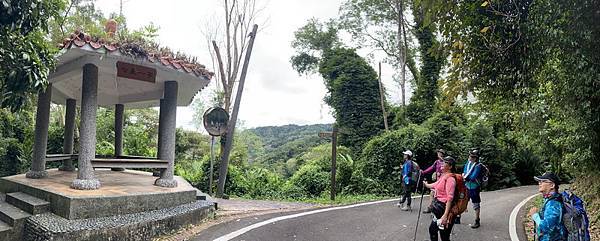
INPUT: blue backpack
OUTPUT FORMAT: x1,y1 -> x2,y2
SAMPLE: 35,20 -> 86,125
560,190 -> 591,241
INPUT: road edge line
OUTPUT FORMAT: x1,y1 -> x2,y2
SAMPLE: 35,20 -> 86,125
213,195 -> 429,241
509,193 -> 539,241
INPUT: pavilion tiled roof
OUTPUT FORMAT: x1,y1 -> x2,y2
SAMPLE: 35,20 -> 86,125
59,30 -> 214,80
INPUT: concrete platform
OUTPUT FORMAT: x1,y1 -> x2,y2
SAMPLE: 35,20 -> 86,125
0,169 -> 197,219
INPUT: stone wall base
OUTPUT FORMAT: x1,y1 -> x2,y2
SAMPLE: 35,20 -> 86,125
24,200 -> 215,241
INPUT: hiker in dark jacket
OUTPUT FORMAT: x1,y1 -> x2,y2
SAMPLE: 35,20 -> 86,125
463,149 -> 483,228
423,156 -> 457,241
397,150 -> 416,211
528,172 -> 567,241
422,149 -> 446,214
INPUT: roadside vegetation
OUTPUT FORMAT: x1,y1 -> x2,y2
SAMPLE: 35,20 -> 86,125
0,0 -> 597,237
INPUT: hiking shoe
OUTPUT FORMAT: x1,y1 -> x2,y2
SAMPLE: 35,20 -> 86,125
422,206 -> 432,214
401,205 -> 411,211
396,202 -> 402,207
470,219 -> 480,229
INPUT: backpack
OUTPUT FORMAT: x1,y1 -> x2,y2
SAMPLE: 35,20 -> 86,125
447,174 -> 470,222
560,190 -> 591,241
410,161 -> 420,183
477,163 -> 490,188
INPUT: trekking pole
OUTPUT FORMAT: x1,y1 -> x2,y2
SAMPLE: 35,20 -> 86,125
413,171 -> 425,241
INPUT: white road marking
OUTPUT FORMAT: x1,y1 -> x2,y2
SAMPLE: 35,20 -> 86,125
213,195 -> 429,241
509,193 -> 539,241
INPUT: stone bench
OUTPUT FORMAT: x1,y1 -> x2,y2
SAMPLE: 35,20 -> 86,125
45,154 -> 78,162
91,158 -> 169,169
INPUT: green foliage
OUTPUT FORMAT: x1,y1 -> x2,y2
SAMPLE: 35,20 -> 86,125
355,124 -> 434,195
428,0 -> 600,175
319,48 -> 384,153
290,19 -> 340,75
175,128 -> 210,161
0,107 -> 35,177
287,144 -> 353,197
247,124 -> 331,175
0,0 -> 66,111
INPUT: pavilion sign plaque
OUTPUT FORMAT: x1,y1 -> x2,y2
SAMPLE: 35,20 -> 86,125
116,61 -> 156,83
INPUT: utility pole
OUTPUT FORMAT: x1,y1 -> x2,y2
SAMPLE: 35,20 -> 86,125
319,126 -> 338,201
378,62 -> 389,131
216,24 -> 259,197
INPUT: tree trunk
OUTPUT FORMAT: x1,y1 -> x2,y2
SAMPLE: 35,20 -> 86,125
216,24 -> 259,197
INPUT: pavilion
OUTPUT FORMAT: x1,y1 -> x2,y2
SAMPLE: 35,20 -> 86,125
25,27 -> 213,190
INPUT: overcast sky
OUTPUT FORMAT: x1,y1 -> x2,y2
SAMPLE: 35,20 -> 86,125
95,0 -> 404,130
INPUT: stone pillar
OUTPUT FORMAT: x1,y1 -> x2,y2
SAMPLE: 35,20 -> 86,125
153,99 -> 165,177
26,84 -> 52,179
71,64 -> 101,190
155,81 -> 178,187
59,98 -> 76,171
112,104 -> 125,171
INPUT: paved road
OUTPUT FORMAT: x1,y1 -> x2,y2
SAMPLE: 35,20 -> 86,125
194,186 -> 537,241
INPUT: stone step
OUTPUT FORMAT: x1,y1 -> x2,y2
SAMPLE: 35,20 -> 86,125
195,189 -> 218,210
0,201 -> 31,226
6,192 -> 50,215
0,220 -> 11,238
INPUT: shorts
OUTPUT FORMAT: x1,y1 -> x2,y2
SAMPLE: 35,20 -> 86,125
468,187 -> 481,204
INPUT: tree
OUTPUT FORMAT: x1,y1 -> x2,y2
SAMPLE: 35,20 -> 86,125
319,48 -> 385,152
339,0 -> 446,125
0,0 -> 66,111
339,0 -> 415,106
291,20 -> 384,153
202,0 -> 265,197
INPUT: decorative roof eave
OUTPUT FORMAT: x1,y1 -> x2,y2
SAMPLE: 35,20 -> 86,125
58,30 -> 215,81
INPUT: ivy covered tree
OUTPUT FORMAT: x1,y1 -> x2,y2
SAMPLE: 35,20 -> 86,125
291,19 -> 384,153
319,48 -> 385,152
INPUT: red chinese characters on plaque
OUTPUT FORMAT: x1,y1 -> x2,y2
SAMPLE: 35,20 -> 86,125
116,61 -> 157,83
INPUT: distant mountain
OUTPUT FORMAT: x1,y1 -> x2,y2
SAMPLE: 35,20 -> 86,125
244,124 -> 333,166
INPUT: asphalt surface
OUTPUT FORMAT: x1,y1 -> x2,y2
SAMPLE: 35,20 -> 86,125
193,185 -> 537,241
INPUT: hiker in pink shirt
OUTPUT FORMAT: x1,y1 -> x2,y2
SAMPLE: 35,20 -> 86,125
423,156 -> 458,241
422,149 -> 446,214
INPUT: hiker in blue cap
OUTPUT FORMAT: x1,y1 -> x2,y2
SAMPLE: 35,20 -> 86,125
528,172 -> 567,241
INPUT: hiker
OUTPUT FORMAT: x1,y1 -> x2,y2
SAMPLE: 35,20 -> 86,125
397,150 -> 418,211
422,149 -> 446,214
463,149 -> 483,228
528,172 -> 568,241
423,156 -> 457,241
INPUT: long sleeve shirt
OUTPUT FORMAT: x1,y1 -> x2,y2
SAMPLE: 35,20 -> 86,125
532,192 -> 566,241
422,159 -> 444,177
432,173 -> 456,203
462,160 -> 481,190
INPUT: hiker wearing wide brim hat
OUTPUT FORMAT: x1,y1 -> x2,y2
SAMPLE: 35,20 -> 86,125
421,149 -> 446,214
528,172 -> 568,241
463,149 -> 483,228
397,150 -> 419,211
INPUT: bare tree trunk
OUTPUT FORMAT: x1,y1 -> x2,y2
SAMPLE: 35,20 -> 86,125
216,24 -> 259,197
378,62 -> 389,130
396,0 -> 407,106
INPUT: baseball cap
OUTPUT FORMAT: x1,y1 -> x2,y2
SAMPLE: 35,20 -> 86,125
437,149 -> 446,155
443,156 -> 456,166
469,149 -> 479,157
534,172 -> 560,185
402,150 -> 413,157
